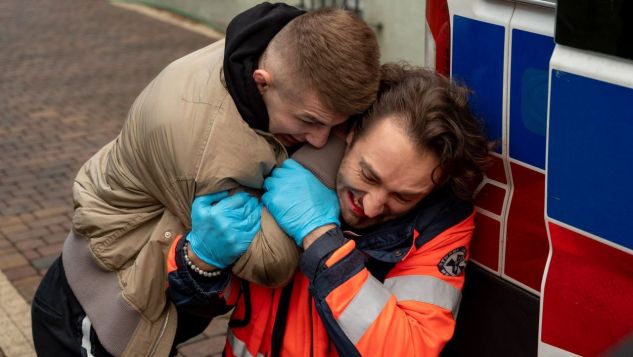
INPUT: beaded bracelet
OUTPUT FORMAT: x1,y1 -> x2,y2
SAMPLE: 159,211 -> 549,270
183,241 -> 223,278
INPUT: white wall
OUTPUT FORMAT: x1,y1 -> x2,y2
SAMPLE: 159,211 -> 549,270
362,0 -> 427,66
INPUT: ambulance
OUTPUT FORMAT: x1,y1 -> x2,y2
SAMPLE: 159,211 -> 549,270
422,0 -> 633,355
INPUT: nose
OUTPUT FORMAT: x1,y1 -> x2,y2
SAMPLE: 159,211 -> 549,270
362,190 -> 388,218
305,126 -> 330,148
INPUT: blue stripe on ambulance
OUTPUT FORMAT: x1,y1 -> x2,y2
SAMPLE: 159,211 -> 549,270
547,71 -> 633,250
451,15 -> 505,153
509,29 -> 554,170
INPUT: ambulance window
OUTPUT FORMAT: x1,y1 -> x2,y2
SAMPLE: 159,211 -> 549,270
556,0 -> 633,61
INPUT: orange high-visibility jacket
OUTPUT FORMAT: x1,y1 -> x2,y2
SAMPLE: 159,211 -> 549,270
168,189 -> 474,356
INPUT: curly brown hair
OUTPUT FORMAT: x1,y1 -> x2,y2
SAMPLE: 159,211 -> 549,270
351,63 -> 490,201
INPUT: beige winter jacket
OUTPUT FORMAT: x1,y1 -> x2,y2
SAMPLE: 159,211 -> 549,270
63,40 -> 299,356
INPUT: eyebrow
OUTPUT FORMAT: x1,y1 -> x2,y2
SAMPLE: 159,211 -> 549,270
360,159 -> 427,197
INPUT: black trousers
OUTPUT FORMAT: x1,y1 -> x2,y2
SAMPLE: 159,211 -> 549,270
32,257 -> 212,357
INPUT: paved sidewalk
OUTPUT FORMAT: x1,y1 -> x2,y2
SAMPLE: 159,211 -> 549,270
0,0 -> 225,355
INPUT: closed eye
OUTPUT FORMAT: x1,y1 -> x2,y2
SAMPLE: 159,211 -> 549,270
394,194 -> 413,203
300,115 -> 326,126
361,171 -> 378,184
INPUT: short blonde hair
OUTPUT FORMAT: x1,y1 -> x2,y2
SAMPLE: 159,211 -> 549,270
267,8 -> 380,116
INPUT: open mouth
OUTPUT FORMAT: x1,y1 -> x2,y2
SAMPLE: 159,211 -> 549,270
347,191 -> 364,217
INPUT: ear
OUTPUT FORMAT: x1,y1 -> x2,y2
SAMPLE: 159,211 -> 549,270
253,69 -> 273,94
345,127 -> 355,145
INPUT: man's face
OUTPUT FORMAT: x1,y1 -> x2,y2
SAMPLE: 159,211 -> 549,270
336,118 -> 441,229
261,82 -> 347,149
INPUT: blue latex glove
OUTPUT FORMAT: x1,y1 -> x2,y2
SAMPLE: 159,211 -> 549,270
188,191 -> 262,269
262,159 -> 340,246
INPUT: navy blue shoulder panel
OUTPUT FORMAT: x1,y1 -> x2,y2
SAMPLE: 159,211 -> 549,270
412,190 -> 474,249
355,189 -> 473,266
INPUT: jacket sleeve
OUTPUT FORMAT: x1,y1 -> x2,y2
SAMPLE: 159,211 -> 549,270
232,134 -> 347,287
300,213 -> 475,357
167,234 -> 242,318
231,207 -> 300,287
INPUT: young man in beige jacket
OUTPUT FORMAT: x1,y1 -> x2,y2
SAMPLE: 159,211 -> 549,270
31,3 -> 380,356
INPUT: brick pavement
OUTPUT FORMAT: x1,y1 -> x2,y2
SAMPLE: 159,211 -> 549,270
0,0 -> 226,355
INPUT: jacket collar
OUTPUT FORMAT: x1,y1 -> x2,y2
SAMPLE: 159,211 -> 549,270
223,3 -> 304,132
349,189 -> 472,264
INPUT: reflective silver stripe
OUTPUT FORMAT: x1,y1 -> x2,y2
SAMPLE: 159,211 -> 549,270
336,276 -> 391,344
227,330 -> 264,357
81,315 -> 95,357
384,275 -> 461,317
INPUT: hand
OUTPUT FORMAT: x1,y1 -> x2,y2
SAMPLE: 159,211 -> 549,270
188,191 -> 262,269
262,159 -> 340,246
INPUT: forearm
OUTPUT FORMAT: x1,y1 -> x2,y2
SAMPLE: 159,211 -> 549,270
167,235 -> 238,318
292,133 -> 345,250
231,207 -> 300,287
291,133 -> 346,190
302,224 -> 337,250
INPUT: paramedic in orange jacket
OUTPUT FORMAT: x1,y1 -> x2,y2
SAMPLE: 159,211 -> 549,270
167,64 -> 490,356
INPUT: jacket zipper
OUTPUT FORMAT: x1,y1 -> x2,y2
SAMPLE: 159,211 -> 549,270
148,308 -> 170,356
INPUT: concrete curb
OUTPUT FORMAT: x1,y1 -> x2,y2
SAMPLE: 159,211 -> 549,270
0,270 -> 35,357
111,2 -> 224,40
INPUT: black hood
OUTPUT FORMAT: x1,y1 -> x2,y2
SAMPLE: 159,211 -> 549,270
223,2 -> 304,132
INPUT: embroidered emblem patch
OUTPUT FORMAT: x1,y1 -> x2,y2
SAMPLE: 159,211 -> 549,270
438,247 -> 467,276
